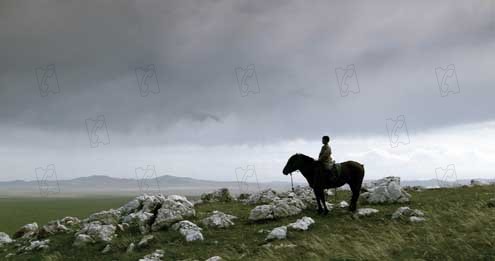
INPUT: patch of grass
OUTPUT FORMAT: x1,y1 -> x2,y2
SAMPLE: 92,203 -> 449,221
1,186 -> 495,260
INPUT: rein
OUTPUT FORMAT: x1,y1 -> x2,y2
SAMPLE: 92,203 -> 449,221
290,172 -> 295,192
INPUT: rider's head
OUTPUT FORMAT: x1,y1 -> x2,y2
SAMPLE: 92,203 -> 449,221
322,136 -> 330,145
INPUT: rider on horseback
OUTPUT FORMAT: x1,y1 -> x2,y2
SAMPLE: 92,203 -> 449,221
318,136 -> 335,176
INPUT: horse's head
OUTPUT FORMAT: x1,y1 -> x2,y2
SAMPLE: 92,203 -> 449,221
283,153 -> 305,175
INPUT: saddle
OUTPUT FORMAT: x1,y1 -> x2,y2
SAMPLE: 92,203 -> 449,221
322,163 -> 342,181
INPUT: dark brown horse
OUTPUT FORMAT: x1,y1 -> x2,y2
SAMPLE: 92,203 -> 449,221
282,153 -> 365,214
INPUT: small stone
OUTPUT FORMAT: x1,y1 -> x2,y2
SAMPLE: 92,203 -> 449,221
339,201 -> 349,208
205,256 -> 223,261
265,226 -> 287,241
138,235 -> 155,248
139,249 -> 165,261
409,216 -> 426,222
101,244 -> 111,254
356,208 -> 379,217
126,242 -> 135,253
287,216 -> 315,231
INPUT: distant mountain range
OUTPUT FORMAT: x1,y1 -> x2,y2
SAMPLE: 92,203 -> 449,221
0,175 -> 492,197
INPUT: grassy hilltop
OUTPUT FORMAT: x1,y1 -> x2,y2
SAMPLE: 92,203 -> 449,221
1,185 -> 495,260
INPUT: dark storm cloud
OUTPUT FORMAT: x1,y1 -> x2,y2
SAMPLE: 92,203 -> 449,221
1,0 -> 494,146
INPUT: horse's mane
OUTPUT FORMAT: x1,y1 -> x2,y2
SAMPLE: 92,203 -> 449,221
295,153 -> 316,162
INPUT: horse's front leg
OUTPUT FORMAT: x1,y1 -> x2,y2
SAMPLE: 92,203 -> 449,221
313,189 -> 323,214
318,189 -> 329,215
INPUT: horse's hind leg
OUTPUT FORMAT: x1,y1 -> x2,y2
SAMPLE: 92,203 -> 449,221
349,188 -> 359,212
313,189 -> 323,214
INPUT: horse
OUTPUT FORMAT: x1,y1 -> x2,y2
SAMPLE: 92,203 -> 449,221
282,153 -> 365,214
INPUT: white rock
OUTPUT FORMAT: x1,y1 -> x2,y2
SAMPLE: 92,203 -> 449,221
339,201 -> 349,208
249,205 -> 275,221
0,232 -> 13,246
139,249 -> 165,261
391,206 -> 425,220
201,188 -> 234,202
40,220 -> 70,236
287,216 -> 315,231
356,208 -> 379,217
73,234 -> 95,247
409,216 -> 426,222
83,209 -> 121,225
13,223 -> 38,239
151,196 -> 195,231
245,189 -> 280,205
138,235 -> 155,248
249,198 -> 306,221
122,211 -> 154,234
22,239 -> 49,252
101,244 -> 111,254
205,256 -> 223,261
201,211 -> 237,228
126,242 -> 135,253
361,177 -> 411,204
171,220 -> 204,242
265,226 -> 287,241
76,221 -> 116,243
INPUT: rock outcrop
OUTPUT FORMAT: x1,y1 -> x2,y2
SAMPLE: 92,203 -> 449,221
171,220 -> 204,242
201,211 -> 237,228
249,198 -> 306,221
361,177 -> 411,204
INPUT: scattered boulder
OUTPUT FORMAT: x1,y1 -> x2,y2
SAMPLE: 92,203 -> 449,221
356,208 -> 379,217
392,206 -> 425,222
409,216 -> 426,222
263,242 -> 297,249
139,249 -> 165,261
245,188 -> 279,205
73,234 -> 95,247
237,193 -> 251,201
151,195 -> 196,231
39,220 -> 70,237
361,177 -> 411,204
13,222 -> 38,239
138,235 -> 155,248
83,209 -> 121,225
287,216 -> 315,231
201,211 -> 237,228
249,205 -> 275,221
249,198 -> 306,221
0,232 -> 13,246
201,188 -> 234,202
205,256 -> 223,261
76,221 -> 116,243
19,239 -> 49,252
265,226 -> 287,241
171,221 -> 204,242
122,211 -> 154,234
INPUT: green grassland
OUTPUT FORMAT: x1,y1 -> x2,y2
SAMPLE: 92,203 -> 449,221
1,185 -> 495,260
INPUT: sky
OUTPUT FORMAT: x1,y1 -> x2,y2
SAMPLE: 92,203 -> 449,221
0,0 -> 494,183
